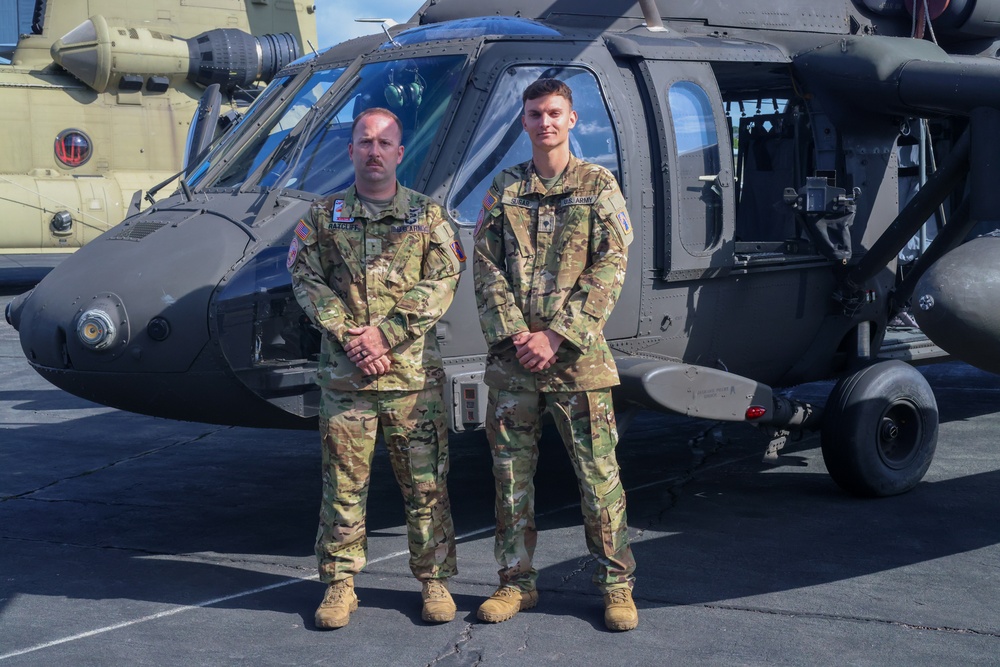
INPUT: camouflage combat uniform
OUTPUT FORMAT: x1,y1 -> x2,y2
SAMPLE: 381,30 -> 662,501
290,182 -> 465,584
473,154 -> 636,592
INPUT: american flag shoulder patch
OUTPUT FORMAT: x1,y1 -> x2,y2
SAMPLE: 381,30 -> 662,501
482,190 -> 499,212
295,220 -> 315,243
616,210 -> 631,234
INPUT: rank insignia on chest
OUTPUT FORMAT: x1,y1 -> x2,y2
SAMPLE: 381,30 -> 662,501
333,199 -> 354,222
616,210 -> 631,234
405,206 -> 422,225
451,240 -> 467,262
294,220 -> 315,244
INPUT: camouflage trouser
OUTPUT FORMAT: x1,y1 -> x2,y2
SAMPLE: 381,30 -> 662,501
316,386 -> 457,583
486,387 -> 636,592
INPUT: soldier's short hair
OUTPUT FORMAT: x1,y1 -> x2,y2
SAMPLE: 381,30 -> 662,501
522,78 -> 574,108
351,107 -> 404,142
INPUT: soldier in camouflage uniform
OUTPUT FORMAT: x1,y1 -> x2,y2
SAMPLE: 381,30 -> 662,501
473,79 -> 638,631
289,108 -> 465,630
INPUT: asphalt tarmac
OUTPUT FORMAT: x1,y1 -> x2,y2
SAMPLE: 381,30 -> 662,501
2,288 -> 999,666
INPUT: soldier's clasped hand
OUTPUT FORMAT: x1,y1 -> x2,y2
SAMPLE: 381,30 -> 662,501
514,330 -> 563,373
345,325 -> 391,367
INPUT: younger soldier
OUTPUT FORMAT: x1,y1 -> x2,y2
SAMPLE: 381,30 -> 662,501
290,107 -> 465,629
473,79 -> 638,631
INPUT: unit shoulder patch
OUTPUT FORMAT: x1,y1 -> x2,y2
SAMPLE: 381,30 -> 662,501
286,236 -> 300,270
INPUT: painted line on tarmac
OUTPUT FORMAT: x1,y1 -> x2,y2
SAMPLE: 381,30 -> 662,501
0,463 -> 729,661
0,526 -> 493,661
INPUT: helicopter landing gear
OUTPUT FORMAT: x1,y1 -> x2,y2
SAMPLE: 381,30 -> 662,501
821,360 -> 938,497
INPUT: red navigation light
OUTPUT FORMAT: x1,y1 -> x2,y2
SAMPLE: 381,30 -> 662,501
55,130 -> 92,168
745,405 -> 767,420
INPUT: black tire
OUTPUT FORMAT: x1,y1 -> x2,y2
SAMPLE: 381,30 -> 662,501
821,360 -> 938,497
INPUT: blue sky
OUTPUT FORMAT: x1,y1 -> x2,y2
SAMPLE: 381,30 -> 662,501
316,0 -> 427,48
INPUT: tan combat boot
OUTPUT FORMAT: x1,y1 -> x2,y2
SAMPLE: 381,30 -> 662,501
603,587 -> 638,631
421,579 -> 456,623
315,578 -> 359,629
476,586 -> 539,623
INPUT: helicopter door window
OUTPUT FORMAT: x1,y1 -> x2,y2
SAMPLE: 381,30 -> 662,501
668,81 -> 722,253
264,55 -> 468,196
448,65 -> 620,225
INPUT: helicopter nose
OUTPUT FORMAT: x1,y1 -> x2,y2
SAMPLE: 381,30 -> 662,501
913,234 -> 1000,374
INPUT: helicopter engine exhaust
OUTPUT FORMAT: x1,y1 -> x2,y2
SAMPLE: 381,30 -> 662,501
50,14 -> 300,94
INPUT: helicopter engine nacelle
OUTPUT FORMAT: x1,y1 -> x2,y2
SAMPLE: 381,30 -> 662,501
50,14 -> 299,94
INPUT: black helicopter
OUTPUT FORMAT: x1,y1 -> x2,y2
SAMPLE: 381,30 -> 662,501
8,0 -> 1000,498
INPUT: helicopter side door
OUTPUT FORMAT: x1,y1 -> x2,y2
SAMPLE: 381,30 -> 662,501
638,60 -> 736,279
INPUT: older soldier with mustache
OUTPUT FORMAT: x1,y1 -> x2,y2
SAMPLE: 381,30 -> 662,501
290,107 -> 466,629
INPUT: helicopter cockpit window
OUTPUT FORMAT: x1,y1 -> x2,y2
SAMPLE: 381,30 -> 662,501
187,74 -> 293,186
448,65 -> 620,225
205,66 -> 345,189
260,55 -> 467,196
668,81 -> 722,253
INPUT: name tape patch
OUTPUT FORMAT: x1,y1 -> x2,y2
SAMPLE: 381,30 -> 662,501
558,195 -> 598,208
503,196 -> 538,209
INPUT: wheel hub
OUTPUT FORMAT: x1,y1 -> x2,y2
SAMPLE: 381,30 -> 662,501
877,400 -> 922,470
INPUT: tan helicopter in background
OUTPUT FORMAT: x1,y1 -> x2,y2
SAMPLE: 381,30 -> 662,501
0,0 -> 317,270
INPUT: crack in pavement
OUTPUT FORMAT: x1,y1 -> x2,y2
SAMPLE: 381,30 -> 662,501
640,421 -> 732,527
700,600 -> 1000,638
630,589 -> 1000,638
0,427 -> 235,502
560,555 -> 596,585
424,621 -> 482,667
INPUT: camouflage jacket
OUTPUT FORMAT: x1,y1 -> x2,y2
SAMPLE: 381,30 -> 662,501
473,155 -> 632,392
290,183 -> 465,391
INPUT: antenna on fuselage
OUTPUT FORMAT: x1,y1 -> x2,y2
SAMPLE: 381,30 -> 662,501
638,0 -> 667,32
356,17 -> 400,47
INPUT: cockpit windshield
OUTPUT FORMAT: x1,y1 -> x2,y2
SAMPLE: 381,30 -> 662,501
203,66 -> 346,189
254,54 -> 467,196
186,74 -> 295,186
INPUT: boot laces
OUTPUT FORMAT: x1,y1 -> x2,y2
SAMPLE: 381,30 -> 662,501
324,580 -> 352,604
425,580 -> 449,600
608,588 -> 630,605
